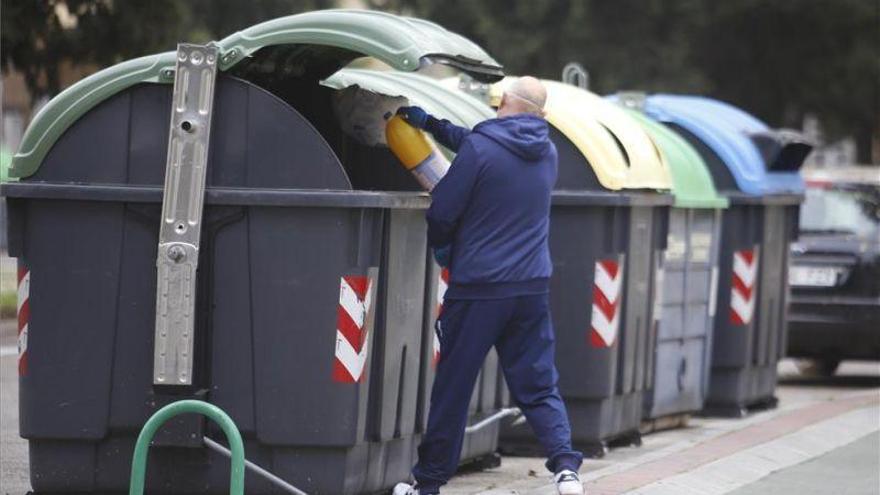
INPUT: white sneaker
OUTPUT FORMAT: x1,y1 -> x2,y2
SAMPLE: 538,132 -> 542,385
554,469 -> 584,495
392,482 -> 420,495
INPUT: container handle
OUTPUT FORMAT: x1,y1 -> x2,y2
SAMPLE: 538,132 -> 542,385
561,62 -> 589,90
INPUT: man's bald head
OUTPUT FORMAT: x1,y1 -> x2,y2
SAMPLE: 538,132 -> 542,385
498,76 -> 547,118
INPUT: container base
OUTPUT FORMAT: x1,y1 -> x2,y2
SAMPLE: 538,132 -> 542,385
457,452 -> 502,473
699,395 -> 779,418
640,414 -> 691,434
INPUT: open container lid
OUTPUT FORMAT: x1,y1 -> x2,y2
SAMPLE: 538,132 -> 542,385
610,99 -> 728,209
10,9 -> 504,179
643,95 -> 806,196
491,77 -> 672,191
323,70 -> 669,207
322,69 -> 494,149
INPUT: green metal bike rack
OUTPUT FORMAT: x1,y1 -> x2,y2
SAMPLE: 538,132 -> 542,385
128,400 -> 245,495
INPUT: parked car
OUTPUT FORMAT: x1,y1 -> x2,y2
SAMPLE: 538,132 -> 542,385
787,167 -> 880,375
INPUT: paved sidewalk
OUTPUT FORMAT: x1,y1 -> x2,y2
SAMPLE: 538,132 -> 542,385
0,321 -> 28,495
445,362 -> 880,495
729,431 -> 879,495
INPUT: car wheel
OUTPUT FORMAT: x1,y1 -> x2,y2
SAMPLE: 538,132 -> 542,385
796,358 -> 841,377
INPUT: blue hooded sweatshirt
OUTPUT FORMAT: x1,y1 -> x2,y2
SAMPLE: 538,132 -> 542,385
425,114 -> 558,299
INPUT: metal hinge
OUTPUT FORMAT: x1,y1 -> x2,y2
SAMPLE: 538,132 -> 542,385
153,43 -> 219,386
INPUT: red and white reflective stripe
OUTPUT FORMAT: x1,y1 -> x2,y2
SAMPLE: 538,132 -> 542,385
333,275 -> 374,383
730,248 -> 759,325
590,257 -> 623,348
17,266 -> 30,376
433,268 -> 449,366
432,332 -> 441,367
436,268 -> 449,314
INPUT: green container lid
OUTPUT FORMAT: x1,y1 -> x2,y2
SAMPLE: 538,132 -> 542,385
323,69 -> 493,127
10,9 -> 503,179
0,147 -> 12,183
625,109 -> 728,209
323,69 -> 495,160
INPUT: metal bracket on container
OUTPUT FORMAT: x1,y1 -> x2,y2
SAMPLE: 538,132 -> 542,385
153,43 -> 219,386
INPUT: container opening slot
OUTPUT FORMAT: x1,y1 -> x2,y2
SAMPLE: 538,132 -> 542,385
227,48 -> 422,192
666,123 -> 739,192
598,123 -> 630,167
549,126 -> 604,190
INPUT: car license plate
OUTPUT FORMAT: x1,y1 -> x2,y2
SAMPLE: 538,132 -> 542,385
789,266 -> 838,287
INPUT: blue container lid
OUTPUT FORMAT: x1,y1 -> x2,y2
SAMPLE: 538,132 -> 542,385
644,95 -> 804,196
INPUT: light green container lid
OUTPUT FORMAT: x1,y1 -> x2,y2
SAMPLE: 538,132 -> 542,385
323,69 -> 494,160
0,147 -> 12,183
625,109 -> 728,209
323,69 -> 493,127
9,9 -> 503,179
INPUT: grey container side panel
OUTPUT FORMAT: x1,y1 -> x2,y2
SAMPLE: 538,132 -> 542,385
751,204 -> 797,402
706,203 -> 765,409
709,204 -> 763,367
550,205 -> 627,400
249,205 -> 382,447
646,209 -> 686,418
18,200 -> 125,440
776,205 -> 799,361
622,205 -> 667,395
369,209 -> 428,442
619,204 -> 666,427
417,259 -> 442,434
620,206 -> 651,396
754,205 -> 785,369
699,209 -> 723,400
647,208 -> 721,419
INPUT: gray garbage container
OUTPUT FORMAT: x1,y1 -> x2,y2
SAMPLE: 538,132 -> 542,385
2,10 -> 505,494
644,95 -> 807,416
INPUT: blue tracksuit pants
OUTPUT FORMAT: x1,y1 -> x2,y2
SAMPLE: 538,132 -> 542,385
412,293 -> 583,493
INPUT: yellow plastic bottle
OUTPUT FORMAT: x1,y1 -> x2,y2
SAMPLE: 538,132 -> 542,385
386,114 -> 450,191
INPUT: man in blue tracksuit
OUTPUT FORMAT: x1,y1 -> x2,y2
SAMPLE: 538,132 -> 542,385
393,77 -> 584,495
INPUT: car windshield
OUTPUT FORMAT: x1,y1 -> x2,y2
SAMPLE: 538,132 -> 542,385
799,185 -> 880,238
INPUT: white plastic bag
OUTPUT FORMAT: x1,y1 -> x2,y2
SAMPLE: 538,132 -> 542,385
331,86 -> 408,147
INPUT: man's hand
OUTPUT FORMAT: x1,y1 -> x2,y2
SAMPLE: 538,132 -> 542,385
433,245 -> 452,268
397,106 -> 430,129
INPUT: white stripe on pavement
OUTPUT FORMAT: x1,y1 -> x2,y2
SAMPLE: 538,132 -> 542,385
626,404 -> 880,495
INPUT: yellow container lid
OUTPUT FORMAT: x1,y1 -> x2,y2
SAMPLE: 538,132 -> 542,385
491,77 -> 672,191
